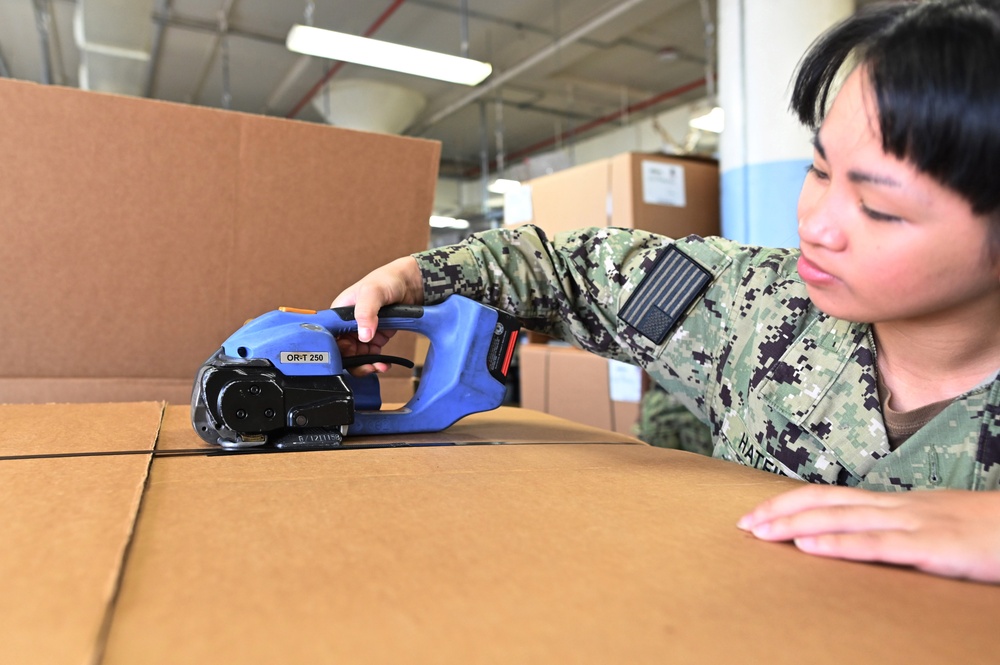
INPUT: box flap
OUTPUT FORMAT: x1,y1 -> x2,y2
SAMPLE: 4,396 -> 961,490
0,402 -> 162,665
0,78 -> 437,386
103,432 -> 1000,664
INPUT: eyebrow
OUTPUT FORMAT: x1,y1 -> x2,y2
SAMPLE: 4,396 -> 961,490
812,133 -> 902,188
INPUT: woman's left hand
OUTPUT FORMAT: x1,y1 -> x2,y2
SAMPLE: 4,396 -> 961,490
738,485 -> 1000,583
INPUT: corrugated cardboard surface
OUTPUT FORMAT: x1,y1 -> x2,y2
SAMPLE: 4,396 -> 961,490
4,402 -> 1000,664
518,342 -> 549,413
0,78 -> 436,403
0,402 -> 162,665
610,152 -> 720,237
524,159 -> 610,234
521,344 -> 640,435
510,152 -> 719,239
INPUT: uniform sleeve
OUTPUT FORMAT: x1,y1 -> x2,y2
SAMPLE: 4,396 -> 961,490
413,224 -> 669,360
412,224 -> 797,436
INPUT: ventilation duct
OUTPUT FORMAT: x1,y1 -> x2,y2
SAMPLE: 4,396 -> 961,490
73,0 -> 155,96
312,79 -> 426,135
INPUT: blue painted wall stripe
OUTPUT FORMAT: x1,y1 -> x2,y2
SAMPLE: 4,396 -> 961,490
721,158 -> 809,248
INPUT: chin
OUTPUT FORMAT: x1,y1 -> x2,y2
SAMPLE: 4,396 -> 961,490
804,286 -> 869,323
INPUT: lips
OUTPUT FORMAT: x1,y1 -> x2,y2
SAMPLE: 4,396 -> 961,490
796,253 -> 838,286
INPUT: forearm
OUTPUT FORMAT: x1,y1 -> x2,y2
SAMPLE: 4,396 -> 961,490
413,224 -> 666,355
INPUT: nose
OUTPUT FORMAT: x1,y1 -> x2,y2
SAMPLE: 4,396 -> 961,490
797,186 -> 847,251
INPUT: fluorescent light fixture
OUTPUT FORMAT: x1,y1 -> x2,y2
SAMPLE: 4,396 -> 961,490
287,24 -> 492,86
688,106 -> 725,133
430,216 -> 470,229
487,178 -> 522,194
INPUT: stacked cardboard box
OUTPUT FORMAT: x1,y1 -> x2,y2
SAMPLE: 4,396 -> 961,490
0,78 -> 438,404
504,151 -> 720,237
519,344 -> 642,436
508,152 -> 721,435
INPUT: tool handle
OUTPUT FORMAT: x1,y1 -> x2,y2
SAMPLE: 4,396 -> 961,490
221,304 -> 430,374
346,296 -> 519,435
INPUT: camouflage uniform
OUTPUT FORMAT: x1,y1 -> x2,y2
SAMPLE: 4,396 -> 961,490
415,224 -> 1000,491
636,383 -> 714,456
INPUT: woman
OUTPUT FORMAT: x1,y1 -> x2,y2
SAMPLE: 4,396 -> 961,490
333,0 -> 1000,583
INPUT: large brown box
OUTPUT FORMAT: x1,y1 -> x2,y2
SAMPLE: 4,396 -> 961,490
3,401 -> 998,664
520,343 -> 641,436
508,151 -> 720,238
0,78 -> 438,404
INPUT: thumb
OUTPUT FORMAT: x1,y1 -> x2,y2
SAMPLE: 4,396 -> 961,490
351,283 -> 383,343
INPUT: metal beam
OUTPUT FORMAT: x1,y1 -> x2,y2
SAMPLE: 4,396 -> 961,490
145,0 -> 173,97
0,41 -> 11,78
409,0 -> 655,136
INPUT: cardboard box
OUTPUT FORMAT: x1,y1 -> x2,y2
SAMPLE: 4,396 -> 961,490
507,152 -> 719,238
0,78 -> 438,405
4,401 -> 999,664
520,343 -> 641,436
0,402 -> 161,665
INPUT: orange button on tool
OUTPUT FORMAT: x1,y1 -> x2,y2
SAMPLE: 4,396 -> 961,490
278,307 -> 317,315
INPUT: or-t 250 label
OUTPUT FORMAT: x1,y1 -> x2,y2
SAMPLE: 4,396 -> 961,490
280,352 -> 330,364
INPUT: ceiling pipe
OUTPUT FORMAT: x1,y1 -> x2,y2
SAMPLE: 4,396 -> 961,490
150,10 -> 283,44
409,0 -> 654,136
186,0 -> 237,105
464,76 -> 706,178
263,1 -> 317,114
409,0 -> 626,53
31,0 -> 57,85
144,0 -> 173,98
0,42 -> 11,78
698,0 -> 716,104
285,0 -> 409,119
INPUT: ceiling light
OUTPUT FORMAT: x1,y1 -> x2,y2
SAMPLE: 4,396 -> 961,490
286,25 -> 492,86
688,106 -> 725,133
430,216 -> 470,229
487,178 -> 522,194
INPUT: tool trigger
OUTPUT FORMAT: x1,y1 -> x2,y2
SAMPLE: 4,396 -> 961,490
341,354 -> 415,369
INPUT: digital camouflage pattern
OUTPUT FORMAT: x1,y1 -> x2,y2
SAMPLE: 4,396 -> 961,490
415,224 -> 1000,491
636,384 -> 714,456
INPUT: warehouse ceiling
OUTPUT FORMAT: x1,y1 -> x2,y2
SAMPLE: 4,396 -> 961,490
1,1 -> 889,181
0,0 -> 724,178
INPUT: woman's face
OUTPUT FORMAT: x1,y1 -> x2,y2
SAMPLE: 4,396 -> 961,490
796,67 -> 1000,326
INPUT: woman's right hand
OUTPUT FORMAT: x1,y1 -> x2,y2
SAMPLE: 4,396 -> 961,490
331,256 -> 424,375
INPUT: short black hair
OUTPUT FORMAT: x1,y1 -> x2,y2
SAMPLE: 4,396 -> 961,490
791,1 -> 1000,228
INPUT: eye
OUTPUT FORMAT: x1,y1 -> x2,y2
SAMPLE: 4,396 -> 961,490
860,202 -> 902,222
805,164 -> 829,181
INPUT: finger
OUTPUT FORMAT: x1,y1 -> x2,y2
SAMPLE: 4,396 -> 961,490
793,529 -> 927,569
795,530 -> 1000,582
352,282 -> 387,343
336,335 -> 361,358
368,329 -> 395,348
747,503 -> 912,542
331,286 -> 358,309
347,362 -> 390,377
738,485 -> 895,531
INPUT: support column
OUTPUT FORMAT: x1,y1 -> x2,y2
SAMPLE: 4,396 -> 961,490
718,0 -> 854,247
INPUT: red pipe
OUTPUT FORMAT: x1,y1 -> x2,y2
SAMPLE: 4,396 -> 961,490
286,0 -> 409,119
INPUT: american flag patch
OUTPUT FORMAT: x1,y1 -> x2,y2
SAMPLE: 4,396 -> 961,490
618,245 -> 712,344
